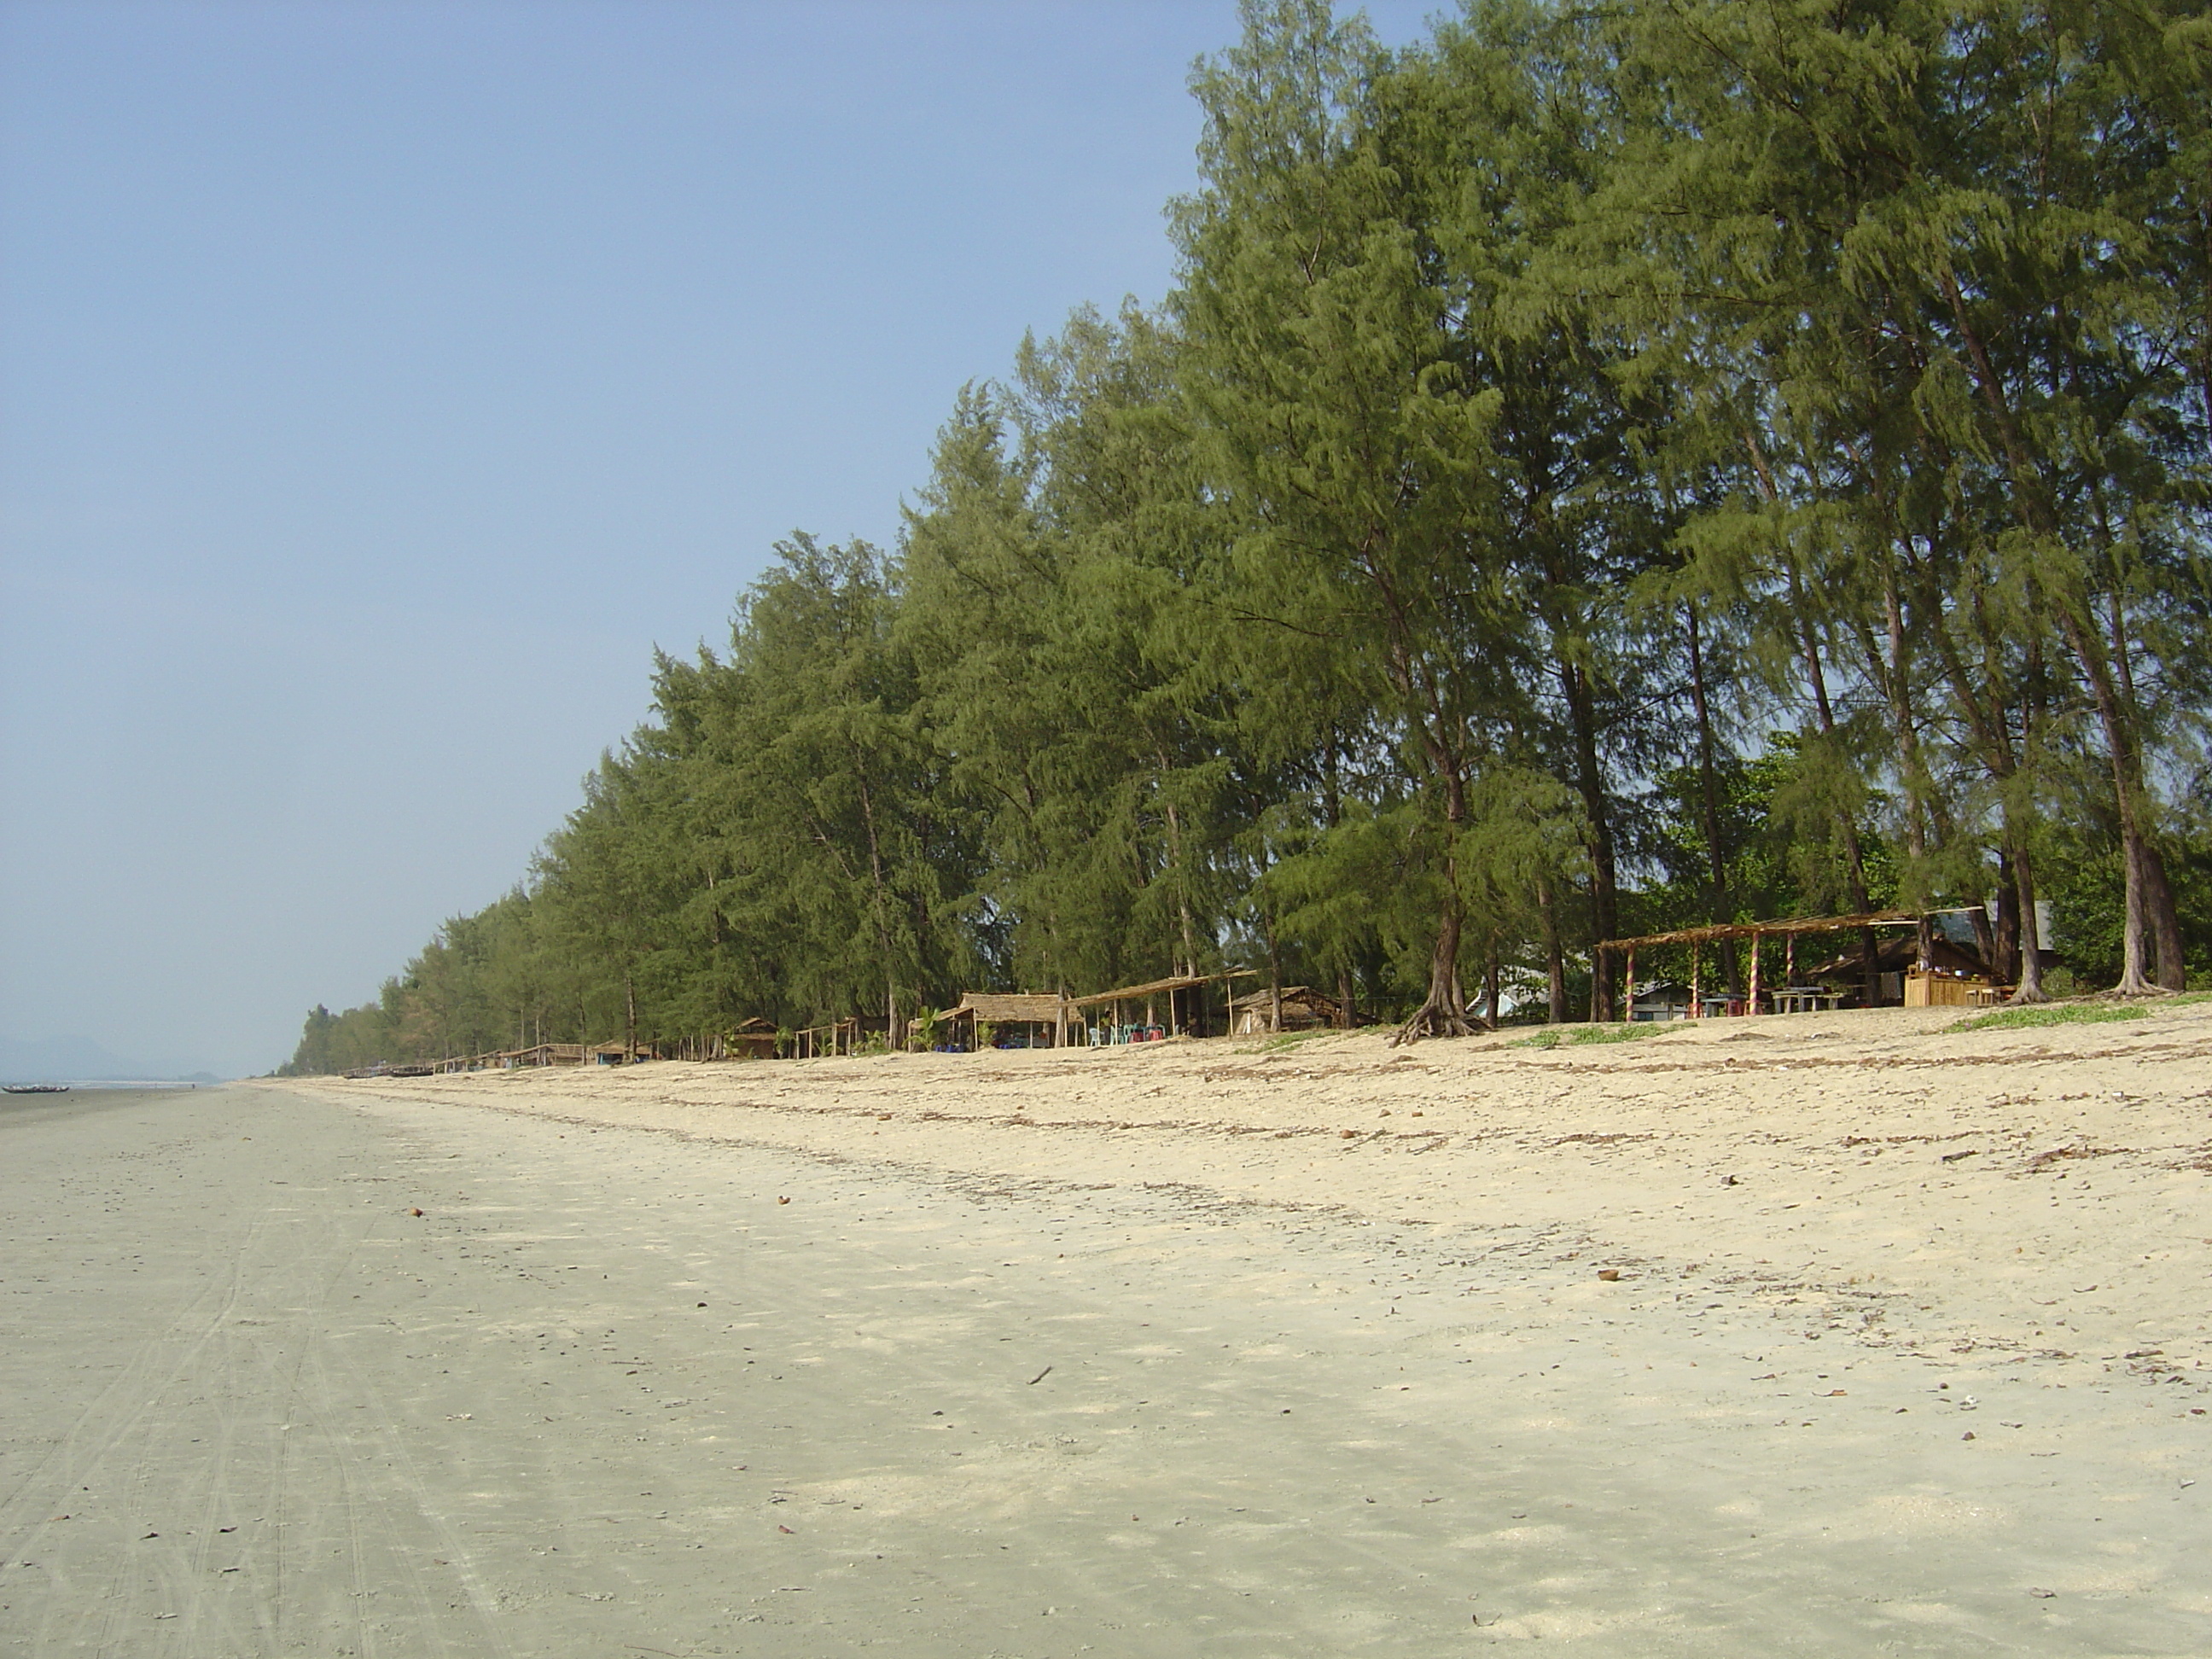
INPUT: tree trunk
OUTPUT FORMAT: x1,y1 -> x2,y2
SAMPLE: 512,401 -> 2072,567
2104,591 -> 2182,990
2120,830 -> 2153,997
1265,908 -> 1284,1035
1943,277 -> 2172,998
2142,838 -> 2186,992
2053,609 -> 2157,995
1993,853 -> 2022,986
1394,894 -> 1471,1044
2008,837 -> 2048,1003
853,760 -> 903,1048
1324,731 -> 1356,1027
1161,760 -> 1199,977
1883,562 -> 1936,979
1685,604 -> 1738,995
1796,608 -> 1877,1009
1397,734 -> 1476,1044
1557,659 -> 1620,1019
1539,878 -> 1568,1025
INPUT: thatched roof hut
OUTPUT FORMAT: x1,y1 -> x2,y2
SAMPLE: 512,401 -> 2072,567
1227,985 -> 1342,1034
928,992 -> 1078,1052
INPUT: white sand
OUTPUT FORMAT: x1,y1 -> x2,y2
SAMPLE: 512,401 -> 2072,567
5,1003 -> 2209,1654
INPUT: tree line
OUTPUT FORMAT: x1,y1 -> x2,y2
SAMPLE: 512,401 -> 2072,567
282,0 -> 2209,1074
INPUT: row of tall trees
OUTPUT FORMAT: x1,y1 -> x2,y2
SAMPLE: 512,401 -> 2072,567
283,0 -> 2209,1074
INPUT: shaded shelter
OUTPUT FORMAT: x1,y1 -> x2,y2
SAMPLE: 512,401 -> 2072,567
1071,971 -> 1254,1042
1799,934 -> 1993,1006
1227,985 -> 1342,1034
1598,911 -> 1969,1016
928,992 -> 1079,1052
723,1018 -> 779,1060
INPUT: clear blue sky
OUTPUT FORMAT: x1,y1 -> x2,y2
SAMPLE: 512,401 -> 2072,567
0,0 -> 1439,1079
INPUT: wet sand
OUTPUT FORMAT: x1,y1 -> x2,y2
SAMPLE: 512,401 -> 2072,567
5,1005 -> 2210,1655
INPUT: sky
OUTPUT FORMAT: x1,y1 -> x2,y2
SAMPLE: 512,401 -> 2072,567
0,0 -> 1442,1079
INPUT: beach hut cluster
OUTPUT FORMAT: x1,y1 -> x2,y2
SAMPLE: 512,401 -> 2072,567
387,908 -> 2013,1076
1604,907 -> 2015,1022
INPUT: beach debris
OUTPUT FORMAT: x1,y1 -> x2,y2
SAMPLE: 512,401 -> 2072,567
1340,1129 -> 1356,1139
2028,1587 -> 2055,1598
697,1301 -> 707,1308
1028,1365 -> 1053,1386
410,1208 -> 423,1217
777,1196 -> 791,1205
777,1524 -> 795,1534
1961,1431 -> 1976,1441
1722,1174 -> 1738,1185
1597,1269 -> 1621,1281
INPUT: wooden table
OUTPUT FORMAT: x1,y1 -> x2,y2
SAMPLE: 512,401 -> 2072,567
1771,987 -> 1842,1015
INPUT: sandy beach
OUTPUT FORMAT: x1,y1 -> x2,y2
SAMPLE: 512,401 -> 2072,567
4,1003 -> 2209,1655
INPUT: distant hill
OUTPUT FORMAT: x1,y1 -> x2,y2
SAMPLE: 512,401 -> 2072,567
0,1034 -> 224,1085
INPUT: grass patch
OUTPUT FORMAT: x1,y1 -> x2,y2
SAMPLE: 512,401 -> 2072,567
1950,1001 -> 2141,1033
1512,1023 -> 1660,1050
2159,989 -> 2212,1008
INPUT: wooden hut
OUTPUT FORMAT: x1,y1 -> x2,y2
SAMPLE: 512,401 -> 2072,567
724,1017 -> 779,1060
1627,980 -> 1695,1022
503,1042 -> 585,1068
1800,934 -> 1992,1006
1072,971 -> 1253,1042
931,993 -> 1078,1052
589,1040 -> 655,1065
1227,985 -> 1342,1034
790,1018 -> 859,1059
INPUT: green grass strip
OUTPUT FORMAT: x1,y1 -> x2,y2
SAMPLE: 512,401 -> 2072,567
1512,1023 -> 1661,1049
1951,1001 -> 2143,1033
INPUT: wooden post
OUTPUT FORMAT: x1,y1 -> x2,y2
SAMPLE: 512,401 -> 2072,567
1691,942 -> 1703,1019
1625,947 -> 1637,1018
1749,932 -> 1762,1014
1786,934 -> 1796,989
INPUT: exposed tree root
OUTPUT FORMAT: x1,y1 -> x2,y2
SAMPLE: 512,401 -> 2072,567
1391,999 -> 1476,1045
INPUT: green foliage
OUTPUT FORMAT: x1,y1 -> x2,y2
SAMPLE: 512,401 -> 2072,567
282,0 -> 2210,1071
